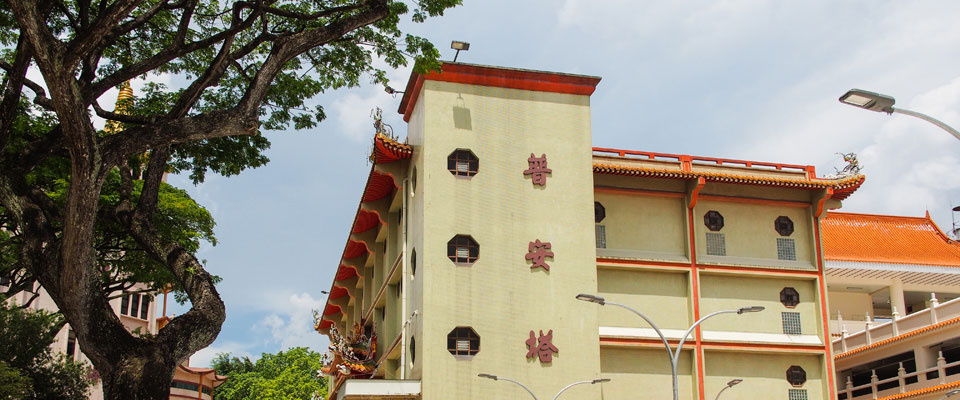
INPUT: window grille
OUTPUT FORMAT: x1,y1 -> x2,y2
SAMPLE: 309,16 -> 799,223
595,225 -> 606,249
139,295 -> 149,319
705,233 -> 726,256
594,202 -> 606,223
447,150 -> 478,177
780,287 -> 800,307
786,365 -> 807,386
704,210 -> 724,231
777,238 -> 796,261
447,327 -> 480,356
775,216 -> 794,236
447,235 -> 479,264
782,312 -> 802,335
788,389 -> 808,400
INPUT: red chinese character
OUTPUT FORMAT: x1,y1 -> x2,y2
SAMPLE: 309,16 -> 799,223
525,240 -> 554,271
523,153 -> 552,186
525,330 -> 558,363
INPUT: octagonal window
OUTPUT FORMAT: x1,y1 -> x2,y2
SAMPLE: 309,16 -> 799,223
447,326 -> 480,356
447,149 -> 478,177
595,202 -> 606,223
704,210 -> 724,231
780,287 -> 800,308
786,365 -> 806,387
775,216 -> 794,236
447,235 -> 479,264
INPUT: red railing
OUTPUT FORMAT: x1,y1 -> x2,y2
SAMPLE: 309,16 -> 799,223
592,147 -> 817,177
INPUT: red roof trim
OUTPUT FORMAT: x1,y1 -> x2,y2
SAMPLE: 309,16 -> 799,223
329,286 -> 349,300
362,171 -> 398,203
399,62 -> 602,122
352,210 -> 384,234
335,265 -> 359,281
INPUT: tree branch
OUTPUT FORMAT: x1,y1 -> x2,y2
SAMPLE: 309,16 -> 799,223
0,37 -> 33,152
63,0 -> 145,70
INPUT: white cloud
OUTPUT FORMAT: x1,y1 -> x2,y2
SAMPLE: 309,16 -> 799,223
254,292 -> 328,352
189,341 -> 257,368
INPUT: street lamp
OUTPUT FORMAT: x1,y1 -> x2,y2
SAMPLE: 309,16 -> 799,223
477,374 -> 610,400
713,378 -> 743,400
576,293 -> 764,400
551,378 -> 610,400
839,89 -> 960,142
938,389 -> 960,399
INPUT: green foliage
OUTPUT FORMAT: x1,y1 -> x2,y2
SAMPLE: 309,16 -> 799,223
0,302 -> 95,400
0,361 -> 33,400
212,348 -> 328,400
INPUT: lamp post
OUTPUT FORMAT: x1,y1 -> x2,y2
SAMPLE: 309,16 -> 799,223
477,374 -> 609,400
839,89 -> 960,142
712,378 -> 743,400
576,294 -> 764,400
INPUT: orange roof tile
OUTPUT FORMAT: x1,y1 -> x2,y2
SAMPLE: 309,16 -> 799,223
822,212 -> 960,267
874,380 -> 960,400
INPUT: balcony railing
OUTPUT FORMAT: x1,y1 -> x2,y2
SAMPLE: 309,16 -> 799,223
833,294 -> 960,354
838,353 -> 960,400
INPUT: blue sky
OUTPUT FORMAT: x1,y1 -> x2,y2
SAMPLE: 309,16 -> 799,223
151,1 -> 960,366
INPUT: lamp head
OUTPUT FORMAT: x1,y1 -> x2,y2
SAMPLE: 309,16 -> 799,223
451,41 -> 470,51
576,294 -> 606,305
946,389 -> 960,397
478,373 -> 498,381
591,378 -> 611,384
384,86 -> 403,95
839,89 -> 896,113
738,306 -> 765,314
726,378 -> 743,387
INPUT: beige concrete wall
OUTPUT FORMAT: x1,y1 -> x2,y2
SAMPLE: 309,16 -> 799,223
827,290 -> 873,321
693,200 -> 814,268
597,268 -> 692,329
594,192 -> 687,256
704,351 -> 825,400
417,80 -> 601,399
600,347 -> 696,400
699,273 -> 820,336
404,89 -> 426,380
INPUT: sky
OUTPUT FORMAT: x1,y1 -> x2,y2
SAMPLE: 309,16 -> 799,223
141,0 -> 960,366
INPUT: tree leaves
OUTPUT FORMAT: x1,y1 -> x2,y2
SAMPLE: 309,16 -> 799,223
212,348 -> 329,400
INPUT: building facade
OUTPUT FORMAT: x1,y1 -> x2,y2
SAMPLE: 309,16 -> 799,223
823,212 -> 960,400
316,62 -> 866,400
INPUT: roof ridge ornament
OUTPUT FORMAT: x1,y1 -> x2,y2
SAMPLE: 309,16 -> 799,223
824,152 -> 862,179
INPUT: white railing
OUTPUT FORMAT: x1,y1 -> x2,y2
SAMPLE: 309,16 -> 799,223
838,352 -> 960,399
833,294 -> 960,354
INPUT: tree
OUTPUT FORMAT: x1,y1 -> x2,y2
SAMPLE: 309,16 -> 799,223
0,301 -> 96,400
211,348 -> 328,400
0,0 -> 459,398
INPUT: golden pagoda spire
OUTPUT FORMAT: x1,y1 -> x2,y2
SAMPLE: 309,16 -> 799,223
105,81 -> 134,134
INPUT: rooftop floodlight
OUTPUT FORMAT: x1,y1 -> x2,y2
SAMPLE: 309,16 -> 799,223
737,306 -> 765,314
839,89 -> 896,113
451,40 -> 470,62
726,378 -> 743,387
575,294 -> 606,305
384,85 -> 404,95
478,373 -> 498,380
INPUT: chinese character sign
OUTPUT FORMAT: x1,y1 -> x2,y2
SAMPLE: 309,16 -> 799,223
525,330 -> 558,363
525,240 -> 554,271
523,153 -> 552,186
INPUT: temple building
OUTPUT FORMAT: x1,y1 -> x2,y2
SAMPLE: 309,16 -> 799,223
823,212 -> 960,400
315,61 -> 869,400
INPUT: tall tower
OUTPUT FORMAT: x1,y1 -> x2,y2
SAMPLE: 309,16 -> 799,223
399,62 -> 604,398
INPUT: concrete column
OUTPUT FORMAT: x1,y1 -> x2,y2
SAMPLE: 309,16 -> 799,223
890,279 -> 906,317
